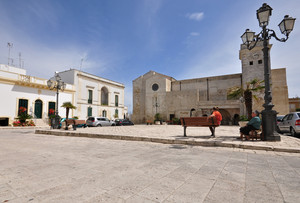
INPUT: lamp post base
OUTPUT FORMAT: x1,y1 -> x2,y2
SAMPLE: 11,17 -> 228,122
261,109 -> 281,141
51,116 -> 61,129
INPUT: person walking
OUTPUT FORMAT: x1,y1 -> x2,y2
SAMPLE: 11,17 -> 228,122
209,107 -> 222,137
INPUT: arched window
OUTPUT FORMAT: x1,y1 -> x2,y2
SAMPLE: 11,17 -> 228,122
101,87 -> 108,105
34,99 -> 43,118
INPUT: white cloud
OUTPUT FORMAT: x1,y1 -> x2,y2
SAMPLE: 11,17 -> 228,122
186,12 -> 204,21
190,32 -> 199,36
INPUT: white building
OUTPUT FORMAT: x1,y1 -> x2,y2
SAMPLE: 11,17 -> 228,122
58,69 -> 127,120
0,65 -> 127,126
0,64 -> 75,126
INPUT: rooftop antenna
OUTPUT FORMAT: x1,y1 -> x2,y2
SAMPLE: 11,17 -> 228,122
7,42 -> 13,65
80,58 -> 84,71
19,52 -> 22,68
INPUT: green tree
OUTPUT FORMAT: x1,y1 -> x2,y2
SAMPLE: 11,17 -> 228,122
61,102 -> 76,120
228,78 -> 264,119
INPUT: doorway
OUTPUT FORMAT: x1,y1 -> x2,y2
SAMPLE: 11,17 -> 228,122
34,99 -> 43,118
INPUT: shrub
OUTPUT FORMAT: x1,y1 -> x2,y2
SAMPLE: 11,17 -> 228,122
239,115 -> 249,121
12,120 -> 35,127
27,120 -> 36,126
154,113 -> 161,121
172,118 -> 181,125
13,120 -> 21,126
17,107 -> 32,123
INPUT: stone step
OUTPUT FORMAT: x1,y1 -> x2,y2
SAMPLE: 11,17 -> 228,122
33,119 -> 49,127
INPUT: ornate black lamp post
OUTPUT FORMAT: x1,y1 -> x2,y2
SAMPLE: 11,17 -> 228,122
241,3 -> 295,141
47,72 -> 66,129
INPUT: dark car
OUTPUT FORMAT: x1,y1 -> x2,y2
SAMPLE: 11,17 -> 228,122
115,119 -> 134,126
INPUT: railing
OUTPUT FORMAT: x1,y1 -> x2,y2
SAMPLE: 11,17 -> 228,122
19,75 -> 31,83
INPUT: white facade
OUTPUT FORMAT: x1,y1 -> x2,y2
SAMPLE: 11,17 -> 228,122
0,64 -> 75,126
0,65 -> 127,126
58,69 -> 126,120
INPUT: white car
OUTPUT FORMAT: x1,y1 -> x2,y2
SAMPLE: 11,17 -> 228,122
86,117 -> 116,127
277,112 -> 300,136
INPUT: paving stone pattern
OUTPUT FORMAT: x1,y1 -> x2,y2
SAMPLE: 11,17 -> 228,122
0,129 -> 300,202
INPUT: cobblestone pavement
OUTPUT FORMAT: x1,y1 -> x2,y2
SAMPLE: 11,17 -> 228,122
1,129 -> 300,202
36,125 -> 300,153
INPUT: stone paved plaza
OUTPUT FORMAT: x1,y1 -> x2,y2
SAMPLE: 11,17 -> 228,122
1,128 -> 300,202
37,125 -> 300,153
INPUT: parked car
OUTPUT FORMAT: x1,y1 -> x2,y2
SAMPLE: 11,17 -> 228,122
277,112 -> 300,136
115,119 -> 134,126
276,115 -> 285,132
276,115 -> 285,123
86,117 -> 116,127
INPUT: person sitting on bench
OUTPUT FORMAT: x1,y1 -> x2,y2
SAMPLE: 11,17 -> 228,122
209,107 -> 222,137
239,111 -> 261,140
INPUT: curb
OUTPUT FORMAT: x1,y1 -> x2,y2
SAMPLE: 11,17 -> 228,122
35,129 -> 300,154
0,126 -> 50,130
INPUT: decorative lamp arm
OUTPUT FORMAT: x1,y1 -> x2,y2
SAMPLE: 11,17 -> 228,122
247,30 -> 263,50
268,29 -> 289,42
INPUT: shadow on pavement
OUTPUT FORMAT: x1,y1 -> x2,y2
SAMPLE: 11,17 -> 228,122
169,144 -> 188,149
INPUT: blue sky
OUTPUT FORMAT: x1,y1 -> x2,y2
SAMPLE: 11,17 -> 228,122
0,0 -> 299,113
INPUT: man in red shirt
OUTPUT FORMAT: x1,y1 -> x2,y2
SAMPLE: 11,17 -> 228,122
209,107 -> 222,137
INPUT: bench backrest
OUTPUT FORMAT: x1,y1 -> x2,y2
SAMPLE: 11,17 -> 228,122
66,119 -> 86,125
74,120 -> 86,125
66,119 -> 75,125
180,116 -> 218,127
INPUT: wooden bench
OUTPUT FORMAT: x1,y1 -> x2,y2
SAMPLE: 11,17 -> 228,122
65,119 -> 87,130
180,116 -> 219,137
248,129 -> 262,140
248,125 -> 263,141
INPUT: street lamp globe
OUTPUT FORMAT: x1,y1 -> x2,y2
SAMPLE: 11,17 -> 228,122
279,15 -> 296,36
47,79 -> 53,89
241,29 -> 255,45
256,3 -> 273,27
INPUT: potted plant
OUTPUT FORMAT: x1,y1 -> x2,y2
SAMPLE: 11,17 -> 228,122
154,113 -> 161,125
16,107 -> 32,125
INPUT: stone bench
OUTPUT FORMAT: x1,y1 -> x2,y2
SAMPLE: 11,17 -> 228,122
180,116 -> 219,137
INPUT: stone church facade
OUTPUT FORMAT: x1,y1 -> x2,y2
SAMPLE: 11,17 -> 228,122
132,42 -> 289,125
